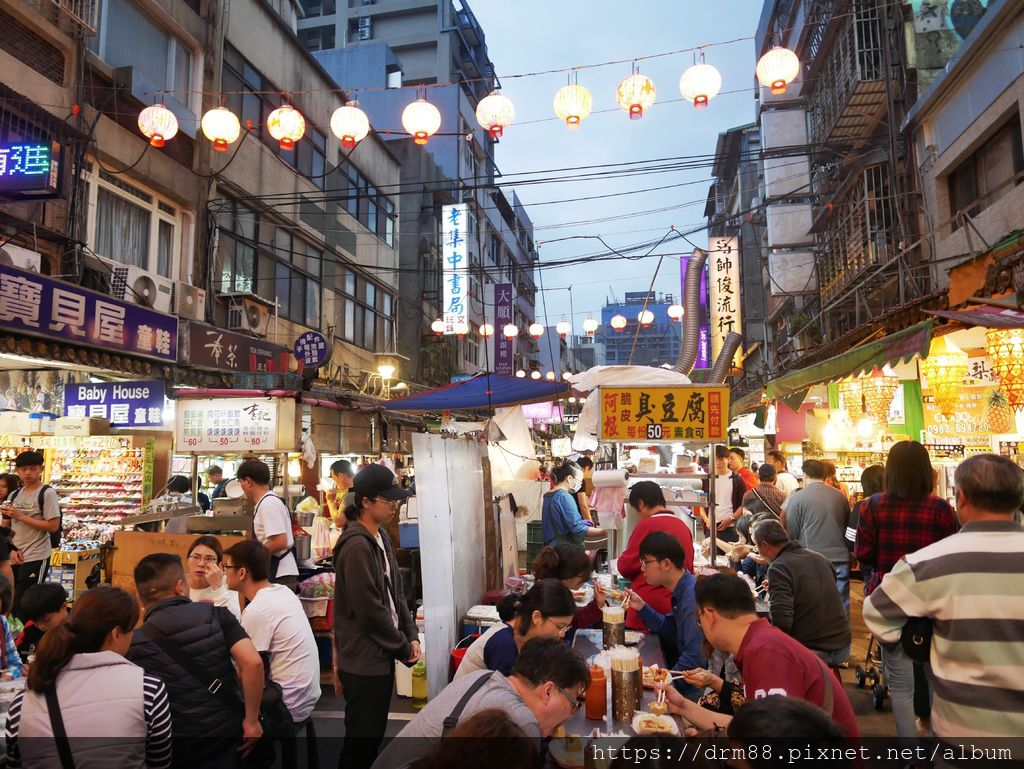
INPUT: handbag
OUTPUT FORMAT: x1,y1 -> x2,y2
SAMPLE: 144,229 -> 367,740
900,616 -> 934,663
44,687 -> 76,769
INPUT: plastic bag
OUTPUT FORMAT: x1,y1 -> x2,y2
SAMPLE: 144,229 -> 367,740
312,515 -> 333,562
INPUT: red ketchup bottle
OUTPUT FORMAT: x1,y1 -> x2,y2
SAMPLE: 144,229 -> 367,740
585,664 -> 607,720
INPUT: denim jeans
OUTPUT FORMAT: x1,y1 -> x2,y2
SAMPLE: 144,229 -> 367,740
881,644 -> 919,739
832,562 -> 851,617
813,644 -> 851,667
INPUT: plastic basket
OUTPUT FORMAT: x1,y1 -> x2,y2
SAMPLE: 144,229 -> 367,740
526,521 -> 544,544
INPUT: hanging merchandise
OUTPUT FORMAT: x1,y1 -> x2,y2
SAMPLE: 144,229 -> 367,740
200,107 -> 242,151
402,98 -> 442,145
756,46 -> 801,94
330,102 -> 371,149
921,335 -> 969,418
553,75 -> 593,129
986,328 -> 1024,409
862,366 -> 900,424
475,90 -> 516,138
267,104 -> 306,150
679,53 -> 722,109
615,68 -> 656,119
138,104 -> 178,148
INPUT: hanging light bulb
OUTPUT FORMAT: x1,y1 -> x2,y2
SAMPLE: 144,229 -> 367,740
637,310 -> 655,327
454,320 -> 469,336
545,371 -> 556,381
615,70 -> 656,119
200,106 -> 241,152
529,323 -> 544,340
530,370 -> 541,380
267,104 -> 305,150
330,102 -> 370,149
582,317 -> 599,336
556,320 -> 572,338
479,323 -> 495,337
756,46 -> 801,95
503,323 -> 519,340
610,314 -> 627,332
402,98 -> 442,145
667,304 -> 685,321
138,104 -> 178,148
516,369 -> 526,378
475,90 -> 515,138
431,319 -> 445,336
553,82 -> 593,129
986,329 -> 1024,409
679,58 -> 722,110
921,335 -> 968,418
862,366 -> 900,424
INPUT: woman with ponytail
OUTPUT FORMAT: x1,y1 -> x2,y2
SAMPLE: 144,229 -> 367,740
5,586 -> 173,769
532,544 -> 607,630
453,578 -> 575,680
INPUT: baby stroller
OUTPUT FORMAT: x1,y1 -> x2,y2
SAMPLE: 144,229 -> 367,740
854,634 -> 888,711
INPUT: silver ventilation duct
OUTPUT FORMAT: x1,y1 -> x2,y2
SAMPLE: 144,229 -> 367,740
673,247 -> 707,374
708,331 -> 743,384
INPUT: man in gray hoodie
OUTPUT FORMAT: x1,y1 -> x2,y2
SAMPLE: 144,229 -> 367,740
334,464 -> 419,769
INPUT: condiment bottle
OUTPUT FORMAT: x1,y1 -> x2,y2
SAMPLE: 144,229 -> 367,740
411,661 -> 428,709
585,664 -> 606,720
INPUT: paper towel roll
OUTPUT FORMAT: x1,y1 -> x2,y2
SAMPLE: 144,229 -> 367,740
592,469 -> 628,488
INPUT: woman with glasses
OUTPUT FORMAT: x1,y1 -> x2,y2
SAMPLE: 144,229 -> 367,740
454,578 -> 576,680
185,535 -> 241,619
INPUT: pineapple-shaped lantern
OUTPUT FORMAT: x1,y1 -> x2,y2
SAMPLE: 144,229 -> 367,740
985,389 -> 1016,434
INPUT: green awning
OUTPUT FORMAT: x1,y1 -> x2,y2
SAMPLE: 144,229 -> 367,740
730,388 -> 765,419
766,320 -> 935,401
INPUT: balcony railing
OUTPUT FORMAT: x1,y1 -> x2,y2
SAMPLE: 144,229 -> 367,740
52,0 -> 97,34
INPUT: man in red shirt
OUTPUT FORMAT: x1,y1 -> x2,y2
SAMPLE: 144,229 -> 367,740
660,573 -> 859,738
728,447 -> 758,491
618,482 -> 694,632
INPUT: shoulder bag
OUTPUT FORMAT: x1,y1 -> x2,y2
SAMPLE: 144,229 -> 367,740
44,686 -> 76,769
441,671 -> 495,736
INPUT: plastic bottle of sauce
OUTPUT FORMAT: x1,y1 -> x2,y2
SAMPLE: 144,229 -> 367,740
411,661 -> 428,709
585,664 -> 606,720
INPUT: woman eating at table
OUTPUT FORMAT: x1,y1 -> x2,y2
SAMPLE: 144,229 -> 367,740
532,544 -> 607,629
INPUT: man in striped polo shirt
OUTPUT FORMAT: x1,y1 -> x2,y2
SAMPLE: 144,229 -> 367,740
863,453 -> 1024,739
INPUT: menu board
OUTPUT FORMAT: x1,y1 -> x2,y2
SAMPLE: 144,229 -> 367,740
599,386 -> 729,442
175,398 -> 280,452
922,385 -> 991,452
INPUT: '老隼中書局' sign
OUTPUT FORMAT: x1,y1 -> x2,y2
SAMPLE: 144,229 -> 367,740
0,263 -> 178,362
599,386 -> 730,443
0,142 -> 59,195
64,381 -> 165,427
441,203 -> 469,334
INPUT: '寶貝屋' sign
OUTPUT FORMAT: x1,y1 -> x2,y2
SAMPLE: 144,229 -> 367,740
0,263 -> 178,362
64,381 -> 165,427
599,386 -> 730,442
441,203 -> 469,334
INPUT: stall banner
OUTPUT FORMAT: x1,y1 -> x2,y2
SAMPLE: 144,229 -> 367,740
493,282 -> 515,375
599,386 -> 730,442
441,203 -> 469,334
176,398 -> 277,451
64,381 -> 165,426
922,383 -> 990,450
185,322 -> 291,373
709,236 -> 741,368
0,263 -> 178,362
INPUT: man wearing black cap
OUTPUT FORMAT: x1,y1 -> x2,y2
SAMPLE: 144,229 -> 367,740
334,463 -> 419,769
1,451 -> 60,619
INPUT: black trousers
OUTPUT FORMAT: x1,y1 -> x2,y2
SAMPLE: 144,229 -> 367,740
12,558 -> 49,622
338,669 -> 395,769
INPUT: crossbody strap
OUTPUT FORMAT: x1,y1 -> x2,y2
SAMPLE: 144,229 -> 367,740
811,655 -> 834,718
442,672 -> 495,735
750,487 -> 781,518
44,687 -> 76,769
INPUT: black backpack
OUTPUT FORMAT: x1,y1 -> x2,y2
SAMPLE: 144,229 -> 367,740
9,484 -> 62,548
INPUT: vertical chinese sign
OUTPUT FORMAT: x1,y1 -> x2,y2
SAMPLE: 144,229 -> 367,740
709,236 -> 741,369
441,203 -> 469,335
598,386 -> 730,442
493,282 -> 515,375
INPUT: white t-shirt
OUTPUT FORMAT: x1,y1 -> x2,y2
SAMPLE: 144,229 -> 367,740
714,474 -> 734,518
9,485 -> 61,562
190,583 -> 242,620
241,584 -> 322,722
253,493 -> 297,577
373,530 -> 400,630
775,472 -> 800,498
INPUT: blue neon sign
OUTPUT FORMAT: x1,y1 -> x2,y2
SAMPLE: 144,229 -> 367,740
0,142 -> 59,194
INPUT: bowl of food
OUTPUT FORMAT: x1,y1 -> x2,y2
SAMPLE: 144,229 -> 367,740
632,712 -> 679,736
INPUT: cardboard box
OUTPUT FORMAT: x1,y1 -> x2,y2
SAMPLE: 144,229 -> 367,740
54,417 -> 111,436
0,412 -> 32,435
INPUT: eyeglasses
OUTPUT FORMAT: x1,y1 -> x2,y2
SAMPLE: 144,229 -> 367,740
543,617 -> 571,637
375,498 -> 402,510
223,564 -> 242,570
554,684 -> 584,713
188,555 -> 218,564
640,558 -> 660,568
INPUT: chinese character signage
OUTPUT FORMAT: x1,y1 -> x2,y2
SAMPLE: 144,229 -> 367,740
709,237 -> 741,369
493,282 -> 515,375
599,386 -> 730,442
0,263 -> 178,362
176,398 -> 279,452
65,381 -> 165,427
441,203 -> 469,334
293,330 -> 332,370
184,322 -> 291,373
0,142 -> 59,195
679,253 -> 711,369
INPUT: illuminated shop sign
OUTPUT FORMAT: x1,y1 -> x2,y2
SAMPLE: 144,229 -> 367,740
0,142 -> 60,195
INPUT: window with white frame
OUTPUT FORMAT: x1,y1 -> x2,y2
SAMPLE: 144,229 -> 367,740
86,167 -> 185,279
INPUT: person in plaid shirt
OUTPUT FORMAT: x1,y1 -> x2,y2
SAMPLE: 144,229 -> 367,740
855,440 -> 958,740
741,464 -> 787,519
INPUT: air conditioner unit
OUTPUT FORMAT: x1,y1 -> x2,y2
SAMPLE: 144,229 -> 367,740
227,295 -> 271,334
108,264 -> 174,312
0,245 -> 42,272
171,281 -> 206,321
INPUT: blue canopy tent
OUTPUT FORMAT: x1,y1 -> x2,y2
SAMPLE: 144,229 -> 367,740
383,373 -> 570,411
